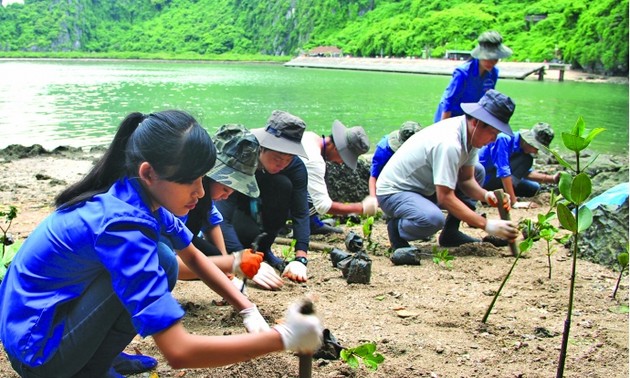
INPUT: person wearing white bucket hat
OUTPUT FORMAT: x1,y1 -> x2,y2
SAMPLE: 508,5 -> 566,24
434,30 -> 513,123
377,89 -> 520,251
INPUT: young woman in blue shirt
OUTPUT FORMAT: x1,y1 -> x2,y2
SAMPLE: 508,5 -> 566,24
0,110 -> 322,377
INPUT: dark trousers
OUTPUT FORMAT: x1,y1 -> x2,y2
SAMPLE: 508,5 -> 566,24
218,171 -> 294,253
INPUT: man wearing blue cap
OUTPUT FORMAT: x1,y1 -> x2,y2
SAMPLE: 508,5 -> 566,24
376,89 -> 520,250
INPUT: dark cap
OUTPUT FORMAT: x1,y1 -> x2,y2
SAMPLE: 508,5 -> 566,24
461,89 -> 515,136
207,124 -> 260,197
521,122 -> 554,152
470,31 -> 513,60
388,121 -> 421,151
331,120 -> 370,170
251,110 -> 308,158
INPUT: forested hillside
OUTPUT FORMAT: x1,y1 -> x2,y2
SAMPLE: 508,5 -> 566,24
0,0 -> 627,75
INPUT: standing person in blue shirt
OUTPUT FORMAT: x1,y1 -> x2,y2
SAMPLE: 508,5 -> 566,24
217,110 -> 312,284
0,110 -> 323,378
434,31 -> 512,122
368,121 -> 422,197
479,122 -> 560,206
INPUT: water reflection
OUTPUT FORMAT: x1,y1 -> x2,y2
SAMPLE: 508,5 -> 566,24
0,59 -> 627,154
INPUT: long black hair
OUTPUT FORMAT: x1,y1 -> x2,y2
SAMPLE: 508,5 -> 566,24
55,110 -> 216,208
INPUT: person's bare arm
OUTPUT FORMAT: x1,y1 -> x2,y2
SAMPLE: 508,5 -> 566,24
368,176 -> 377,197
204,225 -> 228,256
178,244 -> 252,311
153,321 -> 282,369
327,201 -> 363,215
526,170 -> 560,184
500,176 -> 517,205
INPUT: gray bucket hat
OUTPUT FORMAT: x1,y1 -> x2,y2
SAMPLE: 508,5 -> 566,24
331,120 -> 370,170
251,110 -> 308,158
461,89 -> 515,136
388,121 -> 421,152
521,122 -> 554,152
470,31 -> 513,60
207,124 -> 260,197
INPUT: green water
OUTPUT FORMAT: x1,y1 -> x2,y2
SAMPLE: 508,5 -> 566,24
0,59 -> 627,154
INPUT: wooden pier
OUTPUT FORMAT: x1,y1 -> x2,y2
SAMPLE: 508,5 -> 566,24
285,57 -> 567,81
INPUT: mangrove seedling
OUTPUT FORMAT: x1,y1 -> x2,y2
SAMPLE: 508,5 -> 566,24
612,244 -> 629,300
432,246 -> 454,269
0,206 -> 18,281
280,238 -> 296,262
340,342 -> 384,371
518,191 -> 564,279
548,116 -> 604,378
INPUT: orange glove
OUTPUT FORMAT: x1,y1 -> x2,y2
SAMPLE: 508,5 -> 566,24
232,249 -> 264,279
484,191 -> 511,211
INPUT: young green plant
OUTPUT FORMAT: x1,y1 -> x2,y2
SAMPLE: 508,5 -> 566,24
0,206 -> 19,281
548,116 -> 604,378
340,342 -> 385,371
612,244 -> 628,300
518,191 -> 566,279
432,246 -> 454,269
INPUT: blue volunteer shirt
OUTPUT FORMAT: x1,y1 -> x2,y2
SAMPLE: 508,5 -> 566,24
479,132 -> 526,184
434,59 -> 499,122
370,134 -> 395,179
0,177 -> 190,367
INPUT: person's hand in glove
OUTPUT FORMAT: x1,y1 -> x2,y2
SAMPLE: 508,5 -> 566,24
361,195 -> 378,216
232,249 -> 264,279
239,305 -> 270,333
485,219 -> 519,241
273,299 -> 323,354
484,191 -> 511,211
252,262 -> 284,290
282,257 -> 307,283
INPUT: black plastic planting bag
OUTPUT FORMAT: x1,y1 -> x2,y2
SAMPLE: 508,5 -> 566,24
390,247 -> 421,265
344,250 -> 372,284
330,247 -> 351,268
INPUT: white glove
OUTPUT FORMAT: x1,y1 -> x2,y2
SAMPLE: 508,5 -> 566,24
361,195 -> 378,216
240,305 -> 270,333
484,191 -> 511,210
485,219 -> 519,240
273,301 -> 323,354
282,260 -> 307,282
230,276 -> 247,296
252,262 -> 284,290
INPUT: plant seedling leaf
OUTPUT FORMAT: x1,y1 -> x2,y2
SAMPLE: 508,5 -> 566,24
346,354 -> 359,369
584,128 -> 606,146
354,343 -> 376,355
577,206 -> 593,232
571,173 -> 592,205
557,203 -> 577,232
617,252 -> 629,267
572,116 -> 586,136
558,172 -> 573,202
562,132 -> 586,152
0,264 -> 6,282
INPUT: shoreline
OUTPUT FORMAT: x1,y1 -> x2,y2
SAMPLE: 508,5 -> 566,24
285,56 -> 629,84
1,56 -> 627,84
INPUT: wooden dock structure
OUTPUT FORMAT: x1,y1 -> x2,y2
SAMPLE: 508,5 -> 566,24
285,57 -> 568,81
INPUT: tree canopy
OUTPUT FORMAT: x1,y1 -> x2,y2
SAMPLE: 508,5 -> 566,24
0,0 -> 627,74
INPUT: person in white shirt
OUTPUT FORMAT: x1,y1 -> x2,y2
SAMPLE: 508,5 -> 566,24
376,89 -> 520,249
300,120 -> 378,234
